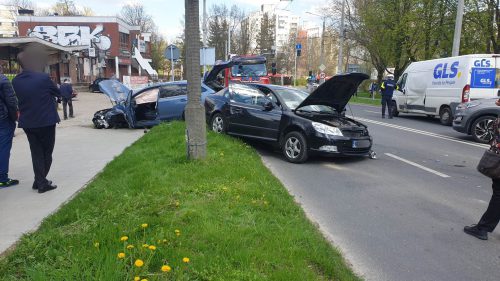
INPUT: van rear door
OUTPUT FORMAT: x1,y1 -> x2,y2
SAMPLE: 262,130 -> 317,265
469,57 -> 497,100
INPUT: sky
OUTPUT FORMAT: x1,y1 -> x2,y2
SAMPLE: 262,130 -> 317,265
26,0 -> 327,41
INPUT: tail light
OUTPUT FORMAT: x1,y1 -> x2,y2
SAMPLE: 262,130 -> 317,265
462,84 -> 470,103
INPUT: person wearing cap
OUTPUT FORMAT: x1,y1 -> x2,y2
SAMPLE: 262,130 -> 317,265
380,74 -> 398,119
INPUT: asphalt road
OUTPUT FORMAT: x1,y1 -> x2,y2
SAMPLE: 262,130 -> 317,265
258,103 -> 500,281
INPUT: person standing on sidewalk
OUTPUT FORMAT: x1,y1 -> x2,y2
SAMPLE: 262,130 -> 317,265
12,48 -> 60,194
0,73 -> 19,188
464,99 -> 500,240
60,79 -> 74,120
380,75 -> 397,119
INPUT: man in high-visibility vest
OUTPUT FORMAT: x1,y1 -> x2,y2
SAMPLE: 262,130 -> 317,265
380,75 -> 398,119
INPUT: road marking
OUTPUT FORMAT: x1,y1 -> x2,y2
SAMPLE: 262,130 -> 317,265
349,116 -> 490,149
364,110 -> 380,114
385,153 -> 450,178
323,163 -> 346,171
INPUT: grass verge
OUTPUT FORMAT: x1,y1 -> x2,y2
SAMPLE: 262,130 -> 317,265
0,122 -> 360,281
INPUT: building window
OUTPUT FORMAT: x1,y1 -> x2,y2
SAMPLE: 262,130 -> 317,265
62,63 -> 70,77
119,32 -> 130,49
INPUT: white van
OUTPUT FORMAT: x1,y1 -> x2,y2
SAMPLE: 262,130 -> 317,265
392,54 -> 500,125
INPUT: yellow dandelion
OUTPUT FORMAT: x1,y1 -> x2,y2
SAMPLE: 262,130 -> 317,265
162,239 -> 167,243
134,259 -> 144,267
175,229 -> 181,236
141,223 -> 148,228
182,257 -> 190,263
126,245 -> 134,250
148,245 -> 156,251
93,242 -> 100,248
134,277 -> 140,281
175,201 -> 180,207
161,265 -> 172,272
141,279 -> 148,281
117,252 -> 126,259
142,244 -> 149,248
120,236 -> 128,242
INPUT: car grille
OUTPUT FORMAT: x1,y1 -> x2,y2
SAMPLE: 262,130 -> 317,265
342,129 -> 368,138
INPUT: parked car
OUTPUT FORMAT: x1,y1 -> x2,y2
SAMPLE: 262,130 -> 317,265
89,78 -> 109,93
453,98 -> 500,143
93,80 -> 215,129
204,73 -> 373,163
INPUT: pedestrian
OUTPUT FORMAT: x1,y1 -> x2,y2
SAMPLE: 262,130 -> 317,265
60,79 -> 74,120
12,47 -> 61,193
0,71 -> 19,188
380,75 -> 397,119
464,100 -> 500,240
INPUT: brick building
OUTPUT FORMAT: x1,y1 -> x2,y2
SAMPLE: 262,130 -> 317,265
17,16 -> 157,84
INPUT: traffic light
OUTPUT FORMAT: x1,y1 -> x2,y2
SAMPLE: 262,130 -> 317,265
296,49 -> 301,57
271,62 -> 277,75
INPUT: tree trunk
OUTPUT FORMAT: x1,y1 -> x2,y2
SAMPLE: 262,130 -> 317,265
185,0 -> 207,159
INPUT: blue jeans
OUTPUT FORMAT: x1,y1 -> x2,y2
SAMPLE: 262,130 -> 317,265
0,118 -> 15,182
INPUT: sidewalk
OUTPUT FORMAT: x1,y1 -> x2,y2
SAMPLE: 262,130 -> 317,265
0,92 -> 143,254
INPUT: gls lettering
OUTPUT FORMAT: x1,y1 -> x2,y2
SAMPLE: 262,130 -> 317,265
433,61 -> 459,79
474,59 -> 491,67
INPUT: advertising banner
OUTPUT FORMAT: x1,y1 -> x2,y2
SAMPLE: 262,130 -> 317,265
471,68 -> 496,88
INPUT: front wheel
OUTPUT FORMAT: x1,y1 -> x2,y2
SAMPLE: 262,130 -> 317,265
282,131 -> 308,163
211,113 -> 226,133
439,106 -> 452,126
472,116 -> 496,144
391,101 -> 399,117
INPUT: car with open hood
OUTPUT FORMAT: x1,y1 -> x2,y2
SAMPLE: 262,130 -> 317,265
204,72 -> 373,163
93,80 -> 215,129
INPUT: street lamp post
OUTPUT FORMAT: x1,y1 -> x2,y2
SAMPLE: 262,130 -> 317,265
452,0 -> 464,56
337,0 -> 346,74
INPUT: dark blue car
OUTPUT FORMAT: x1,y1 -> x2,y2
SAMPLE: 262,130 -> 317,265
93,80 -> 215,129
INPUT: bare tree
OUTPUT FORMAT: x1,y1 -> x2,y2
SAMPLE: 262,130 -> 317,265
120,3 -> 155,32
185,0 -> 206,159
8,0 -> 35,9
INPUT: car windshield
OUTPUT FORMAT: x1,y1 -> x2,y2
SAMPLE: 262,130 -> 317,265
272,87 -> 335,113
231,63 -> 267,77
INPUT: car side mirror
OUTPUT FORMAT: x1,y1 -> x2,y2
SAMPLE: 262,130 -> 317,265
263,100 -> 274,111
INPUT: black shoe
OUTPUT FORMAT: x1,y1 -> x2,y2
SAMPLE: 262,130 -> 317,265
382,115 -> 385,119
464,224 -> 488,240
38,183 -> 57,194
64,117 -> 68,120
0,179 -> 19,188
389,116 -> 393,119
33,180 -> 51,190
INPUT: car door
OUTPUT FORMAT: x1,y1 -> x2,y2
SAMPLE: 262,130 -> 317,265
227,84 -> 281,140
395,73 -> 409,112
158,84 -> 187,120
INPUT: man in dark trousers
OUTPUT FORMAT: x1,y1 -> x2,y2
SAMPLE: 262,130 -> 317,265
380,75 -> 397,119
0,73 -> 19,188
12,48 -> 61,193
60,79 -> 74,120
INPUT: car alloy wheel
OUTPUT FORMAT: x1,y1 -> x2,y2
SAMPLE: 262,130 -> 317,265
472,116 -> 495,144
439,107 -> 452,126
283,131 -> 308,163
211,114 -> 225,133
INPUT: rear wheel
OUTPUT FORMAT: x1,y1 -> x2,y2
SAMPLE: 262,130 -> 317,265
471,116 -> 496,144
211,113 -> 226,133
439,106 -> 452,126
282,131 -> 308,163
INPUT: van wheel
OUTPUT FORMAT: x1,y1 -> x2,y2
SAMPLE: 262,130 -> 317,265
282,131 -> 308,163
439,106 -> 452,126
391,101 -> 399,117
471,116 -> 496,144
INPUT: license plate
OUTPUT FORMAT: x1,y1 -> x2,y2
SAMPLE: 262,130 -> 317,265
352,140 -> 370,148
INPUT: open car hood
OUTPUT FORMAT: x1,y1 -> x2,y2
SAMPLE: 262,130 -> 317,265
296,73 -> 369,112
99,80 -> 131,103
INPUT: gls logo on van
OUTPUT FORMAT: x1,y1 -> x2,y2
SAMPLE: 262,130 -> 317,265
433,61 -> 459,79
474,59 -> 491,67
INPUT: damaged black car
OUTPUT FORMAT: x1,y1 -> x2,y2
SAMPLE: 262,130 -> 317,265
204,73 -> 373,163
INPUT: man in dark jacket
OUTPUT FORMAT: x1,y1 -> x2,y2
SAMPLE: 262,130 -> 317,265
380,75 -> 397,119
12,49 -> 61,193
60,79 -> 74,120
0,74 -> 19,188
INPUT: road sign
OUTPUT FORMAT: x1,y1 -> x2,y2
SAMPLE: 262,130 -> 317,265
320,72 -> 326,79
296,43 -> 302,50
164,45 -> 180,60
319,64 -> 326,71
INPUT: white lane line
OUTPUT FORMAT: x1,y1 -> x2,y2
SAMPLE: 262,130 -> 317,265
364,110 -> 380,114
385,153 -> 450,178
349,116 -> 489,149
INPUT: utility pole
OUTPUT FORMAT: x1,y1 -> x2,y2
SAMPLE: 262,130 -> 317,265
452,0 -> 464,56
337,0 -> 346,74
